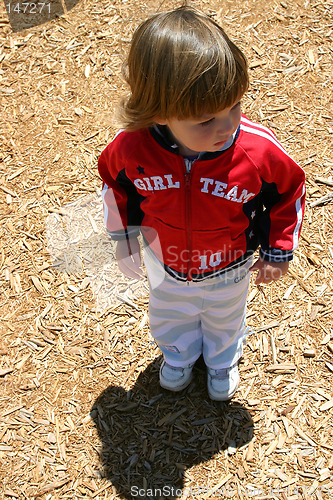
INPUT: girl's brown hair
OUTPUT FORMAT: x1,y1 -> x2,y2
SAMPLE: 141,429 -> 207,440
118,6 -> 249,130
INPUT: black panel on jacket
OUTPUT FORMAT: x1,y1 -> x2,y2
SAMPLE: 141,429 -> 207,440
116,168 -> 146,227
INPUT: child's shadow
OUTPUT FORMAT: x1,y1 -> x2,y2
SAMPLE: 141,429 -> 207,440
91,356 -> 254,499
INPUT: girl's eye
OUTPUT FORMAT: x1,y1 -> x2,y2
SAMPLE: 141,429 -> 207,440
200,118 -> 215,127
232,102 -> 241,111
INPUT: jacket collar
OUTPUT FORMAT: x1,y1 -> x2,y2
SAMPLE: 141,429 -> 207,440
149,124 -> 240,159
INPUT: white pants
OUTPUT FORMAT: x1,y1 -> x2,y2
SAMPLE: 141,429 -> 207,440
144,247 -> 252,370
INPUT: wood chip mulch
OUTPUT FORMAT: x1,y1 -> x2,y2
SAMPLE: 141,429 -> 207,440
0,0 -> 332,498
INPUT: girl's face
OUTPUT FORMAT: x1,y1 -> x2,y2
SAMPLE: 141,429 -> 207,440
156,101 -> 242,156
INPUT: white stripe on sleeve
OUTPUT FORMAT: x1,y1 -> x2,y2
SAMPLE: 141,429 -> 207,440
293,184 -> 306,250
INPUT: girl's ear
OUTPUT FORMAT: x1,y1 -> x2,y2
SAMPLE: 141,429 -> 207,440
153,116 -> 168,125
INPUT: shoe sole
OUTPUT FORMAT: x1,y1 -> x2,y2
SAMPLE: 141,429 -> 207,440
207,379 -> 239,402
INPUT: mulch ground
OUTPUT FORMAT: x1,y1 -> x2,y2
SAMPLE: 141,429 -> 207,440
0,0 -> 332,498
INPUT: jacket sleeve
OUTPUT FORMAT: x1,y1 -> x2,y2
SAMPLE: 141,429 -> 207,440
98,137 -> 143,241
258,146 -> 306,263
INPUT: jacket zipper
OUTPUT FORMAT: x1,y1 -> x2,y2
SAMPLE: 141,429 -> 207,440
184,161 -> 193,282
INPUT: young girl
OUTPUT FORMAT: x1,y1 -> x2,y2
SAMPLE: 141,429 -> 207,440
98,7 -> 305,400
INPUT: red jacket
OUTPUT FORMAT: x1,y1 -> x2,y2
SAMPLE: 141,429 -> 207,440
98,115 -> 305,281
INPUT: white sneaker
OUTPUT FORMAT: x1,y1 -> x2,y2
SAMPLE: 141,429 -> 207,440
207,364 -> 240,401
159,361 -> 194,392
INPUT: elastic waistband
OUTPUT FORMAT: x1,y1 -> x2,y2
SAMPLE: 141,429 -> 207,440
144,246 -> 253,288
